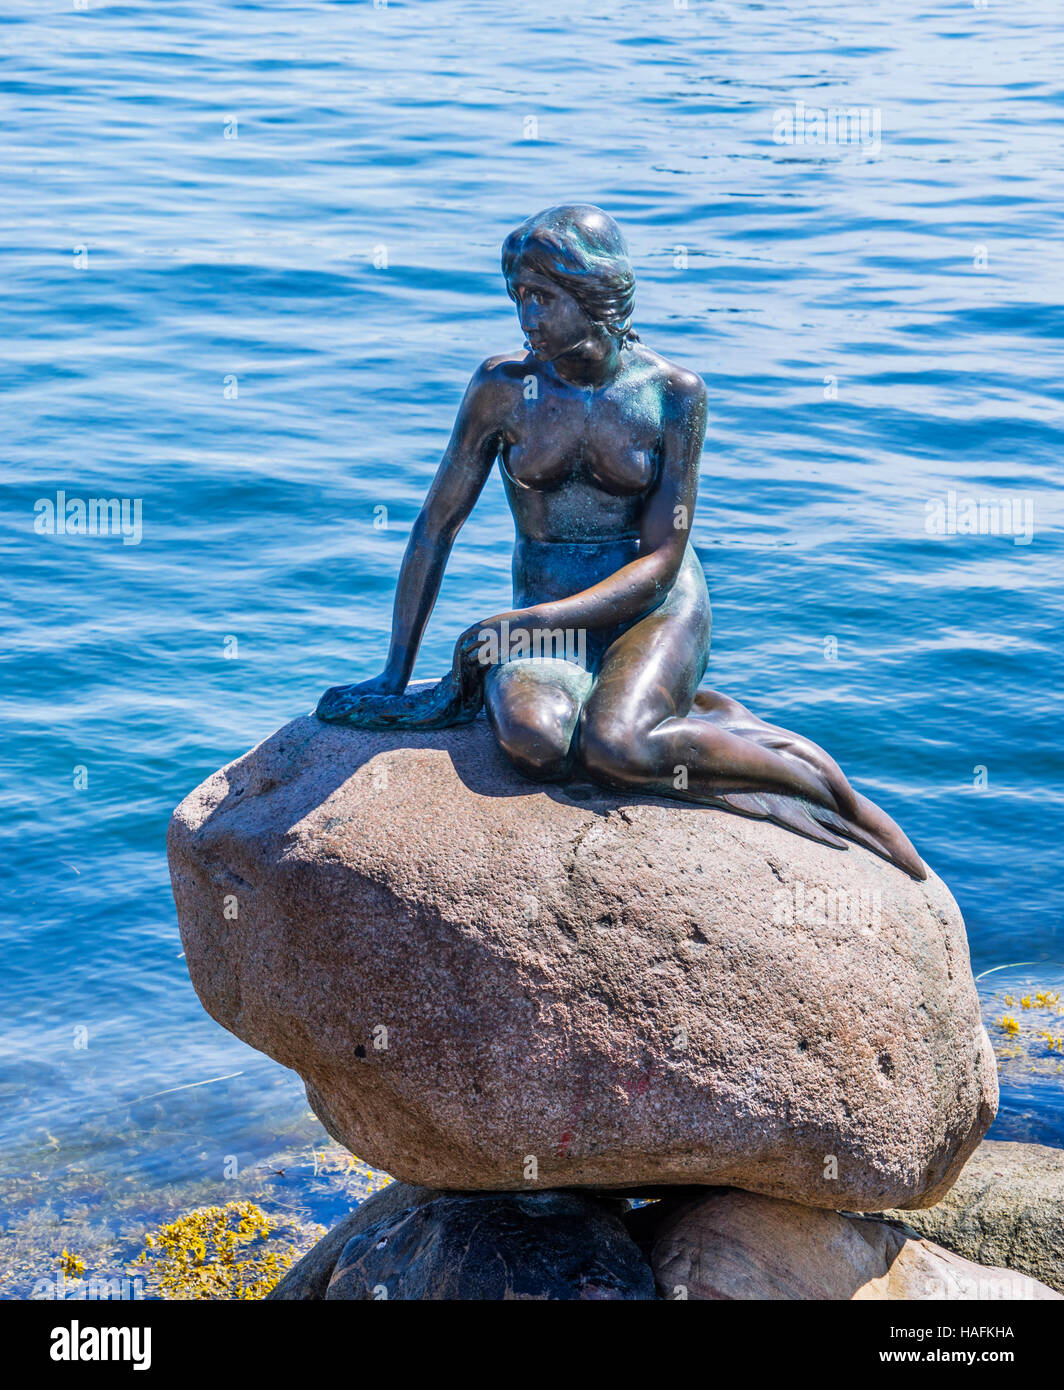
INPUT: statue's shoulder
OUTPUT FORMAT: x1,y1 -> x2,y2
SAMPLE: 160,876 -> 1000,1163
668,363 -> 707,404
473,351 -> 530,384
632,345 -> 706,408
461,352 -> 530,411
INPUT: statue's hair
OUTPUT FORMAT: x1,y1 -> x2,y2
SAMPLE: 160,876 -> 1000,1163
502,204 -> 639,345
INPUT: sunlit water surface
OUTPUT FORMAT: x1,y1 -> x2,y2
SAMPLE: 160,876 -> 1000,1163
2,0 -> 1062,1296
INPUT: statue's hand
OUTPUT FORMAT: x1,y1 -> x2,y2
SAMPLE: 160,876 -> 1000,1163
452,608 -> 555,688
449,623 -> 494,704
452,610 -> 531,683
454,619 -> 502,671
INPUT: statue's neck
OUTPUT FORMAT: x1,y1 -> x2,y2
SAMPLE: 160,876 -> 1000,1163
548,336 -> 622,390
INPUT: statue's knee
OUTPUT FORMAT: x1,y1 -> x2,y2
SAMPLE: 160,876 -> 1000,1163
489,689 -> 576,782
499,719 -> 572,781
577,715 -> 647,788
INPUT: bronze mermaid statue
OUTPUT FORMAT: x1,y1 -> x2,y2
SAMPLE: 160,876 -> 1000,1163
317,204 -> 925,880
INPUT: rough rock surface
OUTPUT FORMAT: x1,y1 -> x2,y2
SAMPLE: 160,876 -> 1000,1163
880,1140 -> 1064,1293
169,714 -> 997,1207
266,1181 -> 437,1300
650,1190 -> 1062,1300
326,1191 -> 656,1300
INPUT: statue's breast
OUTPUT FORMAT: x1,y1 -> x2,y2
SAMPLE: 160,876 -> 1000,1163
499,379 -> 664,526
500,439 -> 656,497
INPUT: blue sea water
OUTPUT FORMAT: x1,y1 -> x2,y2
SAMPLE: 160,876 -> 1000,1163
1,0 -> 1062,1294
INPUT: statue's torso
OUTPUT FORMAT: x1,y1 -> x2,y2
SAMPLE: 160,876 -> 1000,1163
478,346 -> 708,633
497,361 -> 664,546
495,351 -> 669,612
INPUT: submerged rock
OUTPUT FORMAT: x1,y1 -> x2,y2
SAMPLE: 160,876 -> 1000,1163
325,1190 -> 655,1300
169,714 -> 996,1207
649,1190 -> 1062,1301
880,1139 -> 1064,1294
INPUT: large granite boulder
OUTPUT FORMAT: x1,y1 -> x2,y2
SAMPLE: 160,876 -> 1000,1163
880,1140 -> 1064,1293
169,714 -> 996,1208
326,1191 -> 655,1300
649,1190 -> 1061,1300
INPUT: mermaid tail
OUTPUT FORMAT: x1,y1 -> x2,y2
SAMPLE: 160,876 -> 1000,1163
315,670 -> 925,880
688,687 -> 927,880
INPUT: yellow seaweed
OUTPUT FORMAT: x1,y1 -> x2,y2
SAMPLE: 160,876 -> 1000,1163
133,1201 -> 294,1300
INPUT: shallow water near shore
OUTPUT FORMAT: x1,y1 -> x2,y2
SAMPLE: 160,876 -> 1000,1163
2,1 -> 1062,1295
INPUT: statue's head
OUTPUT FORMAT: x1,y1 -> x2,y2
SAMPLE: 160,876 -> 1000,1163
502,205 -> 636,362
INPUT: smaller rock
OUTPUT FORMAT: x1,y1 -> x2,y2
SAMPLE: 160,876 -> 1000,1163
326,1191 -> 657,1300
880,1140 -> 1064,1294
266,1182 -> 436,1300
650,1190 -> 1062,1301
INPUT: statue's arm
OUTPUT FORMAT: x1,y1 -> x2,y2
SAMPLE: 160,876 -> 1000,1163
530,368 -> 706,633
379,363 -> 505,690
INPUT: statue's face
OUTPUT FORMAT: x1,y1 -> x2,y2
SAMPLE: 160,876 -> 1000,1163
508,267 -> 595,362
